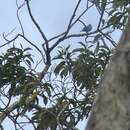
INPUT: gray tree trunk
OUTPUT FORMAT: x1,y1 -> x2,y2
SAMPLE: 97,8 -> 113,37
86,15 -> 130,130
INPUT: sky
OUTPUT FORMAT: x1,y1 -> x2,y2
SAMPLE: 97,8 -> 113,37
0,0 -> 87,129
0,0 -> 78,40
0,0 -> 121,130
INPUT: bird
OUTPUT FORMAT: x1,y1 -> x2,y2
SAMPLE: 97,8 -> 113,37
81,24 -> 92,33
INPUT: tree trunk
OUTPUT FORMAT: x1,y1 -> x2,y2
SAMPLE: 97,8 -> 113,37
86,15 -> 130,130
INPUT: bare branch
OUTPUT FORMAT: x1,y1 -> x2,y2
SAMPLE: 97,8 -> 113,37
0,102 -> 19,124
2,27 -> 16,42
66,0 -> 82,34
38,64 -> 50,81
0,34 -> 19,48
49,0 -> 83,52
45,5 -> 94,44
24,115 -> 37,129
16,0 -> 25,35
25,0 -> 48,43
20,34 -> 45,62
98,30 -> 117,47
97,1 -> 106,30
71,3 -> 95,28
25,0 -> 51,66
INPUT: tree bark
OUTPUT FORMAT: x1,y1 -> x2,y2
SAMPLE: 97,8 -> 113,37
86,15 -> 130,130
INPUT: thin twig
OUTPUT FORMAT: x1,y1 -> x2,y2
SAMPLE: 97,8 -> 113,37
50,0 -> 82,52
98,30 -> 117,47
25,0 -> 48,43
16,0 -> 25,35
97,1 -> 106,30
0,34 -> 45,62
66,0 -> 82,34
2,28 -> 16,42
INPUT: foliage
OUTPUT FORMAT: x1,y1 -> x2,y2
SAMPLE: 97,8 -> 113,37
54,43 -> 111,90
0,46 -> 34,95
0,0 -> 129,130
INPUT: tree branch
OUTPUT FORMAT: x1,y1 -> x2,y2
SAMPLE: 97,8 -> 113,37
0,102 -> 19,124
25,0 -> 51,65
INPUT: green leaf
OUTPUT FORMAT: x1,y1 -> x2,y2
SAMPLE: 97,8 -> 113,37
54,61 -> 65,75
23,47 -> 32,52
26,59 -> 31,66
43,94 -> 48,105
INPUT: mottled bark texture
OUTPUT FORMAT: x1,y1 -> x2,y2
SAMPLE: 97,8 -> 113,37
86,15 -> 130,130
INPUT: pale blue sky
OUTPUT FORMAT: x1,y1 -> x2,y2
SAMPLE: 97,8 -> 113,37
0,0 -> 87,129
